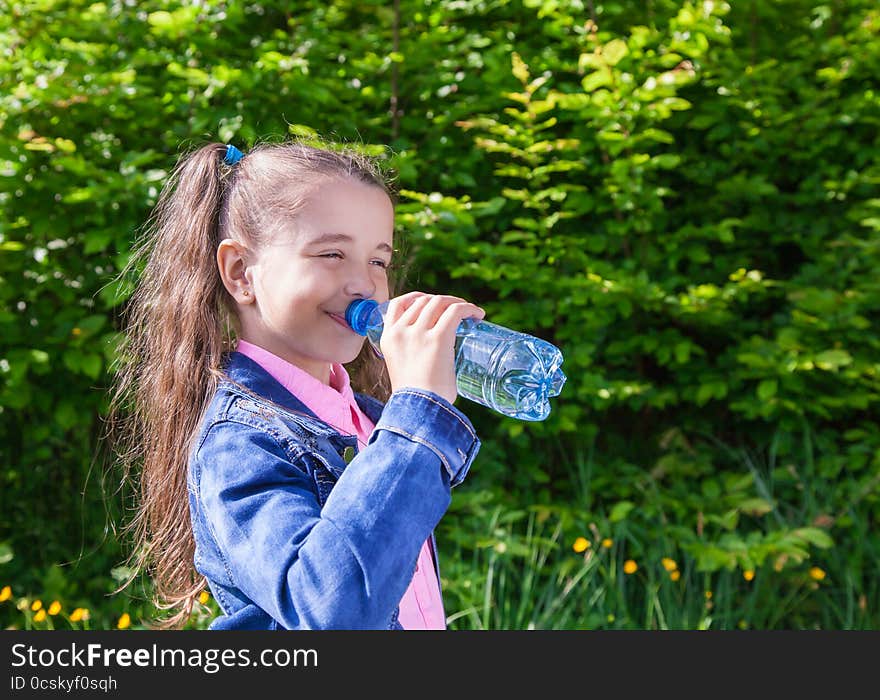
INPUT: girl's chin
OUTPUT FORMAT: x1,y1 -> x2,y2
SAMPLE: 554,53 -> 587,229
335,341 -> 368,366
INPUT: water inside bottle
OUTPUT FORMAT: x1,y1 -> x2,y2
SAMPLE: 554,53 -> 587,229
454,319 -> 566,421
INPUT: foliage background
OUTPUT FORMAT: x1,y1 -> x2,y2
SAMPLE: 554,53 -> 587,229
1,0 -> 877,629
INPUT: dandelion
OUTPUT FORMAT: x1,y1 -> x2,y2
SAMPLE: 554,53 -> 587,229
199,591 -> 211,605
705,590 -> 713,600
71,327 -> 82,337
670,570 -> 681,582
623,559 -> 638,574
31,599 -> 42,612
809,567 -> 826,581
48,601 -> 62,615
661,557 -> 677,572
70,608 -> 89,622
0,586 -> 11,602
743,570 -> 755,581
34,609 -> 46,623
601,538 -> 613,549
573,537 -> 590,553
117,613 -> 131,630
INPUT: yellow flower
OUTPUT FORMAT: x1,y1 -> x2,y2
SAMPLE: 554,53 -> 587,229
31,599 -> 42,612
117,613 -> 131,630
0,586 -> 11,602
623,559 -> 638,574
34,609 -> 47,623
670,570 -> 681,582
809,567 -> 826,581
661,557 -> 677,572
71,327 -> 82,337
199,591 -> 210,605
572,537 -> 590,553
705,590 -> 713,600
601,538 -> 613,549
744,570 -> 755,581
48,601 -> 62,615
70,608 -> 89,622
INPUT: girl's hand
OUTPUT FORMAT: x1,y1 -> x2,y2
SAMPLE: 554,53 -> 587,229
379,291 -> 486,404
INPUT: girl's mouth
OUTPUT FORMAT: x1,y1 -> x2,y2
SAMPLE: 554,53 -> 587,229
327,312 -> 352,330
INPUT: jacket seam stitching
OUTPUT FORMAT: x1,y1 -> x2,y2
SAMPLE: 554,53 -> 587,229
376,425 -> 453,477
194,419 -> 308,591
392,390 -> 476,440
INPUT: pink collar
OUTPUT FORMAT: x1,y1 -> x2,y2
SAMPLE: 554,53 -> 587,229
235,340 -> 372,444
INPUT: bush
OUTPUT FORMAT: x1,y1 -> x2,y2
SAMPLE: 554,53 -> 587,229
1,0 -> 877,628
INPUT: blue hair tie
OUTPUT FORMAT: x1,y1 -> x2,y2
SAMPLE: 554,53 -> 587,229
224,144 -> 244,166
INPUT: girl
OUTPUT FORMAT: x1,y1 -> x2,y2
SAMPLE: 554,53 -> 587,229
110,139 -> 485,630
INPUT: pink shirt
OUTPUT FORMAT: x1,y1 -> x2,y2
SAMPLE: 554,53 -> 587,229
235,340 -> 446,630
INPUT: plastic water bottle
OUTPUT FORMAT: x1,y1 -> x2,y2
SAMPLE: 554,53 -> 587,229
345,299 -> 566,421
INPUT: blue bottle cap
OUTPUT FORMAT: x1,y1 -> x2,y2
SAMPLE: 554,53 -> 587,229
345,299 -> 379,336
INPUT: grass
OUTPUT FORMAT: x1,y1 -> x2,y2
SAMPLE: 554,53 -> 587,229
2,422 -> 876,630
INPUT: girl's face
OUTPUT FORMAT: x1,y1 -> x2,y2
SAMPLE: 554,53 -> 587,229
238,177 -> 394,383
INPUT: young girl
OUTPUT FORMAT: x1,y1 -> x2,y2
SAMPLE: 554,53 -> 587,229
110,139 -> 485,630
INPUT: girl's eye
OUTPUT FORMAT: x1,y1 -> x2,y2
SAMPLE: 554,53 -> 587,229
318,252 -> 390,269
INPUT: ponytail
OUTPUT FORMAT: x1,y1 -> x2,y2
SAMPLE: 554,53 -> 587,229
109,143 -> 234,629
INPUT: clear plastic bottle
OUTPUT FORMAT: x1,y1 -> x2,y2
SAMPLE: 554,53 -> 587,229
345,299 -> 566,421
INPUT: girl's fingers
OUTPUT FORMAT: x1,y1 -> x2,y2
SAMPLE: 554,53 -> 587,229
434,301 -> 485,335
385,292 -> 484,331
395,294 -> 433,326
408,295 -> 467,330
384,291 -> 427,325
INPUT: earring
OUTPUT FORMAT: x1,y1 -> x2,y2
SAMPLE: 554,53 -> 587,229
242,290 -> 250,297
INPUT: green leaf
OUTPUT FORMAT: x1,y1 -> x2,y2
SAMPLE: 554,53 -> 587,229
792,527 -> 834,549
652,154 -> 681,169
80,353 -> 102,380
581,69 -> 612,92
147,10 -> 174,27
511,52 -> 530,85
737,498 -> 774,516
609,501 -> 635,522
757,379 -> 778,401
814,349 -> 853,371
0,542 -> 13,565
696,383 -> 715,405
602,39 -> 629,66
29,350 -> 49,365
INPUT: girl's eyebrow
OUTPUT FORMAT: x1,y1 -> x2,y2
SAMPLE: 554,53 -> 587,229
307,232 -> 393,253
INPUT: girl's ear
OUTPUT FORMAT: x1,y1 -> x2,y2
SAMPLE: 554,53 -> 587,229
216,239 -> 254,304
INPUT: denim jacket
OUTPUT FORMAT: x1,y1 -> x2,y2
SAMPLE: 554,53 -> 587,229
187,352 -> 481,630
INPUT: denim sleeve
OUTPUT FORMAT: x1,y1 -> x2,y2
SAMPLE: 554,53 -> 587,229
370,388 -> 481,488
194,404 -> 478,630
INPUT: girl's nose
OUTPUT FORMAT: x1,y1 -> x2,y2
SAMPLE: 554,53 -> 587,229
344,270 -> 376,299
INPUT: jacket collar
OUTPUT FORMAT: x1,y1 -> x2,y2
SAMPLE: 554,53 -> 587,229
221,351 -> 384,427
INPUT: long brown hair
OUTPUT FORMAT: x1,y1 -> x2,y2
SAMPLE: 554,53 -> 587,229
107,137 -> 398,628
